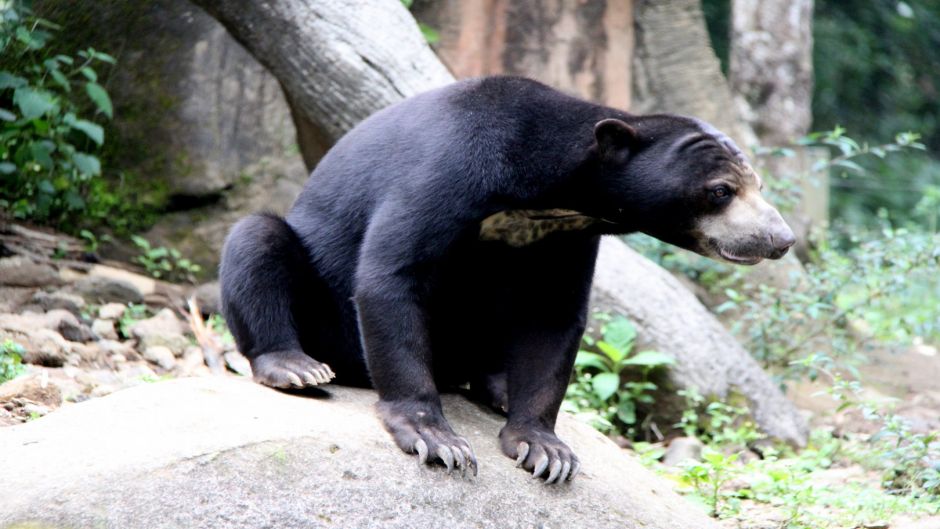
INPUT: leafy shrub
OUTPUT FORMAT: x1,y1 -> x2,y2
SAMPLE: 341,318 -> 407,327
0,338 -> 25,383
0,1 -> 115,230
131,235 -> 202,283
563,314 -> 673,437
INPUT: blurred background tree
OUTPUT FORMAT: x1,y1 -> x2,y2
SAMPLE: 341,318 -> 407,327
703,0 -> 940,228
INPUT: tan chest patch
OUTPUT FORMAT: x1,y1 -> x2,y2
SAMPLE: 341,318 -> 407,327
479,209 -> 598,247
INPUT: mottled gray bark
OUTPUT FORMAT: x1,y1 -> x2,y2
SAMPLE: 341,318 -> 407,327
414,0 -> 633,109
729,0 -> 819,253
729,0 -> 814,145
190,0 -> 452,164
631,0 -> 757,148
190,0 -> 806,444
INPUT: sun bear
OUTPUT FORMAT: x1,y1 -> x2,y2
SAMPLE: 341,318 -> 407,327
219,76 -> 795,484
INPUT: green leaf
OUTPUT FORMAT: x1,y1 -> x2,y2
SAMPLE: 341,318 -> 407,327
591,372 -> 620,401
418,23 -> 440,44
64,190 -> 85,210
30,141 -> 55,169
622,350 -> 675,368
603,316 -> 636,354
616,399 -> 636,424
0,72 -> 27,89
85,82 -> 113,118
49,69 -> 70,92
0,162 -> 16,174
70,119 -> 104,145
37,179 -> 55,194
14,87 -> 56,120
131,235 -> 150,249
0,108 -> 16,121
832,159 -> 866,174
79,67 -> 97,82
597,341 -> 627,364
72,152 -> 101,176
573,351 -> 609,371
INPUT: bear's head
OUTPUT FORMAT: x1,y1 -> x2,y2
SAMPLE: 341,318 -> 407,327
589,115 -> 796,265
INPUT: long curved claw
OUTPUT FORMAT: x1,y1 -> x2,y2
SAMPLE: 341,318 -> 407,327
569,459 -> 581,480
286,372 -> 303,387
532,453 -> 549,478
545,459 -> 563,484
415,439 -> 429,465
515,442 -> 530,468
557,460 -> 572,483
437,445 -> 455,472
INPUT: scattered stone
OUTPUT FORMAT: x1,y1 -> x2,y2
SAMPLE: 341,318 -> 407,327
193,281 -> 221,315
97,339 -> 139,362
30,290 -> 86,317
143,345 -> 177,370
98,302 -> 128,321
0,373 -> 62,408
1,328 -> 70,367
92,319 -> 119,341
71,342 -> 105,365
21,402 -> 51,417
179,346 -> 210,376
129,308 -> 189,355
223,350 -> 251,377
43,309 -> 95,343
662,437 -> 704,467
0,256 -> 61,287
71,275 -> 144,305
0,286 -> 36,313
118,363 -> 157,380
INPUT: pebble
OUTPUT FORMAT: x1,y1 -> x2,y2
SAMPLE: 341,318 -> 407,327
98,303 -> 128,321
143,345 -> 177,371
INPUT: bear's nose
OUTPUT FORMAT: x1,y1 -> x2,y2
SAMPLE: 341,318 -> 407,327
769,228 -> 796,258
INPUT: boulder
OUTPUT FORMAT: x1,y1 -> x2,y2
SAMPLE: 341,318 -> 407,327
71,274 -> 144,305
0,256 -> 61,288
591,237 -> 808,446
30,290 -> 86,317
0,377 -> 720,529
128,308 -> 189,355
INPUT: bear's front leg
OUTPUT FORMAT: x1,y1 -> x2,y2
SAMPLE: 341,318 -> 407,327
499,325 -> 584,484
354,204 -> 478,475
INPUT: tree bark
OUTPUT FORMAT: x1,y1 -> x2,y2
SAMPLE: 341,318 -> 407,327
413,0 -> 633,109
729,0 -> 819,255
729,0 -> 814,145
190,0 -> 806,445
631,0 -> 756,148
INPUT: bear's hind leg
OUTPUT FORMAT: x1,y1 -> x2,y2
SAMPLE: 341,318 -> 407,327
219,213 -> 335,388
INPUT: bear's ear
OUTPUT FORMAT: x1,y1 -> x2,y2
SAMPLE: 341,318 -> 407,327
593,118 -> 637,155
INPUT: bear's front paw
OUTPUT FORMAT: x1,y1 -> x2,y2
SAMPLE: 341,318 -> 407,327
499,424 -> 579,484
377,400 -> 477,476
249,349 -> 335,388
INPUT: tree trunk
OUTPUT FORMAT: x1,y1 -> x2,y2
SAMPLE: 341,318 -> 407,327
631,0 -> 756,148
729,0 -> 814,145
729,0 -> 819,255
413,0 -> 633,109
190,0 -> 806,445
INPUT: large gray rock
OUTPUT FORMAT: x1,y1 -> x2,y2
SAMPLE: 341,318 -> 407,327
592,237 -> 808,446
0,377 -> 719,529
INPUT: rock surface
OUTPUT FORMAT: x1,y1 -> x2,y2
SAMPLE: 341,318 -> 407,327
0,377 -> 720,529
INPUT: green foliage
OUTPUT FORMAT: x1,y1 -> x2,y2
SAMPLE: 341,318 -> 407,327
0,338 -> 25,383
563,315 -> 673,436
400,0 -> 439,44
207,313 -> 234,346
0,1 -> 116,230
131,235 -> 202,283
117,303 -> 148,339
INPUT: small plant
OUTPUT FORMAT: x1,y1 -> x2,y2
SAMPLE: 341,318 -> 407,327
78,229 -> 109,254
563,315 -> 674,436
679,447 -> 741,517
0,1 -> 115,230
206,313 -> 234,346
0,338 -> 25,383
117,303 -> 148,339
131,235 -> 202,283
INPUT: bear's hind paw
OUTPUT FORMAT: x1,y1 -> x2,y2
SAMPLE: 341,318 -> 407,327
249,349 -> 335,388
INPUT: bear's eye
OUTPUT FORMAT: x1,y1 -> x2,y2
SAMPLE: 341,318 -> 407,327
711,186 -> 732,199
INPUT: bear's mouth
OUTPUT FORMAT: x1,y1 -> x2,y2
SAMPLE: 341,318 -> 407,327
717,247 -> 764,265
